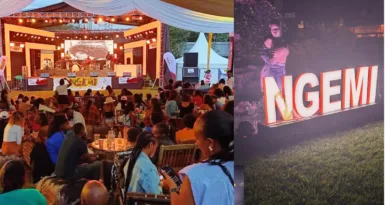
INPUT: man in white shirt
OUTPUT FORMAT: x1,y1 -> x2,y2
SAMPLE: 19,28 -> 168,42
226,70 -> 234,90
65,108 -> 86,131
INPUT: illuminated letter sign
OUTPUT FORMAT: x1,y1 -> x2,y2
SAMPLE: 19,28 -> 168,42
263,66 -> 378,126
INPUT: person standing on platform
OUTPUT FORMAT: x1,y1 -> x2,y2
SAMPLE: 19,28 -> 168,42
56,78 -> 72,111
105,52 -> 111,70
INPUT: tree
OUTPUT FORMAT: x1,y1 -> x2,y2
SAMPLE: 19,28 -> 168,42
169,27 -> 193,58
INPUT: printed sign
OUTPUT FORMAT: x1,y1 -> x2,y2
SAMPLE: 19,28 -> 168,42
263,66 -> 378,127
118,77 -> 138,84
28,78 -> 48,86
53,77 -> 112,91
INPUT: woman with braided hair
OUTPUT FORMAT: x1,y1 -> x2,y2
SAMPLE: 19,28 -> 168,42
162,110 -> 234,205
120,132 -> 161,202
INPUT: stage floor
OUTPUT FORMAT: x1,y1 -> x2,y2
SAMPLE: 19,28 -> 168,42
10,88 -> 158,99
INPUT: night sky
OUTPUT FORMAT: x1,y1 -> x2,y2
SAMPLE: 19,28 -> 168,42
280,0 -> 383,26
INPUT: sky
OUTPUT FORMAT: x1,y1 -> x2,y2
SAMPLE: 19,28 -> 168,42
22,0 -> 62,11
281,0 -> 384,26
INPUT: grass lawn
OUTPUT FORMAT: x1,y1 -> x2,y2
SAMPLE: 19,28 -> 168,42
244,122 -> 384,205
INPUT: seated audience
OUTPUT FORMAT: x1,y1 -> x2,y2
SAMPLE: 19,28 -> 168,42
151,122 -> 175,164
198,94 -> 214,115
146,93 -> 152,108
176,114 -> 197,143
223,100 -> 234,116
30,114 -> 55,183
165,91 -> 179,119
164,79 -> 174,90
64,108 -> 86,131
193,90 -> 203,107
162,110 -> 234,205
84,89 -> 92,97
122,132 -> 162,196
80,180 -> 109,205
103,97 -> 116,126
106,86 -> 116,98
19,96 -> 32,116
0,160 -> 47,205
214,88 -> 227,109
218,78 -> 226,89
143,112 -> 164,132
178,94 -> 194,118
82,100 -> 100,141
46,114 -> 71,164
35,98 -> 55,113
0,111 -> 9,152
55,123 -> 101,180
1,111 -> 25,156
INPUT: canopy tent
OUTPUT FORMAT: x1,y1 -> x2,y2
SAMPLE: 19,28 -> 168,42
3,0 -> 233,33
176,33 -> 228,84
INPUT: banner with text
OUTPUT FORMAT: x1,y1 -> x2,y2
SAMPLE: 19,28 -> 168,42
118,77 -> 138,84
28,78 -> 48,86
53,77 -> 112,91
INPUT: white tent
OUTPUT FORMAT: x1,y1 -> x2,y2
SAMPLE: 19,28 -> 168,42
176,33 -> 228,84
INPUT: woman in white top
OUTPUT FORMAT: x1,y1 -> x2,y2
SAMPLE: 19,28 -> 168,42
162,110 -> 234,205
56,78 -> 72,110
1,111 -> 25,156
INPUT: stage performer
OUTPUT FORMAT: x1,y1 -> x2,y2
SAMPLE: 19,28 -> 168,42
82,56 -> 92,70
55,78 -> 73,111
0,56 -> 9,91
105,52 -> 111,70
64,51 -> 71,70
260,19 -> 289,92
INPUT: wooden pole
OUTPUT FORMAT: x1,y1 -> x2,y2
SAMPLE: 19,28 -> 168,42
206,33 -> 213,71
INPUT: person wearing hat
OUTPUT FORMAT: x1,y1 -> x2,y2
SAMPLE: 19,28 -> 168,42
103,97 -> 116,126
0,111 -> 9,152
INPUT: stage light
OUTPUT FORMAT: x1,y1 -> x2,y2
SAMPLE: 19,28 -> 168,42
119,46 -> 123,50
46,38 -> 48,40
59,19 -> 63,23
51,38 -> 54,41
20,44 -> 24,48
85,18 -> 89,22
111,18 -> 115,22
61,52 -> 64,58
45,19 -> 48,23
18,19 -> 23,23
16,33 -> 19,36
75,36 -> 78,39
32,19 -> 36,23
152,38 -> 156,42
56,36 -> 59,38
139,16 -> 143,20
84,35 -> 88,39
105,36 -> 108,38
25,34 -> 27,37
57,46 -> 61,50
114,43 -> 117,49
72,19 -> 75,23
125,17 -> 130,21
66,37 -> 69,39
61,43 -> 64,48
146,40 -> 150,44
38,37 -> 41,39
114,54 -> 117,58
95,36 -> 98,39
10,43 -> 15,47
98,18 -> 103,22
116,34 -> 119,38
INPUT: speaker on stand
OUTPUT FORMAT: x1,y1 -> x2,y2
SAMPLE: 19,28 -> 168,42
182,53 -> 199,84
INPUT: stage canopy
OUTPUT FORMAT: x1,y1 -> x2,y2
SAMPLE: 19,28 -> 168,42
176,33 -> 228,68
3,0 -> 233,33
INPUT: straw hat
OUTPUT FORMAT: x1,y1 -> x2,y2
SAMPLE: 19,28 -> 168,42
104,97 -> 115,104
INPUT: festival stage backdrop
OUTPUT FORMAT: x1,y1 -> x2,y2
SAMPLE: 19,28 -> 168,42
53,77 -> 112,91
64,40 -> 114,60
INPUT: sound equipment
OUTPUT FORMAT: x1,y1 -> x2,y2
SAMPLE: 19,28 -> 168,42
90,72 -> 98,77
40,73 -> 49,78
107,72 -> 116,77
123,72 -> 131,77
183,53 -> 198,67
67,73 -> 76,78
182,67 -> 199,83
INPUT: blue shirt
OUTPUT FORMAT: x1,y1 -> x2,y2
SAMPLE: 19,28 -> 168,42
46,131 -> 66,164
142,126 -> 152,132
0,188 -> 47,205
124,152 -> 162,194
179,161 -> 234,205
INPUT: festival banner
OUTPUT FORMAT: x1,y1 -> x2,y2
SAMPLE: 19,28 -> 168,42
163,52 -> 177,80
118,77 -> 138,84
53,77 -> 112,91
28,78 -> 48,86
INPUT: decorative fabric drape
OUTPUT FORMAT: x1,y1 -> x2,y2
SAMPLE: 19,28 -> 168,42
62,0 -> 233,33
63,0 -> 136,16
0,0 -> 34,17
161,0 -> 233,18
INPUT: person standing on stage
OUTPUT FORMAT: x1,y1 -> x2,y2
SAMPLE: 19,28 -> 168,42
64,51 -> 71,70
105,52 -> 111,70
56,78 -> 73,111
0,56 -> 8,91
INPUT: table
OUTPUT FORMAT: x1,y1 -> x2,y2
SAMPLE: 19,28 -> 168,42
91,138 -> 131,159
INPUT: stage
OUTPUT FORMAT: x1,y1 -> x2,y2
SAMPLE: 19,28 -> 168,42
9,87 -> 158,99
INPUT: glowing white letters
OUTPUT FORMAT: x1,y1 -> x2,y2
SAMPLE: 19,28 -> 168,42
263,66 -> 378,125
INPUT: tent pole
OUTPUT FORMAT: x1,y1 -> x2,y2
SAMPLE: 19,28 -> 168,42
206,33 -> 213,71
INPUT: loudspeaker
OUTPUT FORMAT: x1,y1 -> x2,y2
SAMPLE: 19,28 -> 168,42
183,53 -> 198,67
182,67 -> 199,83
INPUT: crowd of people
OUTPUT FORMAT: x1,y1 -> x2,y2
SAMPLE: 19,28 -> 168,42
0,75 -> 234,205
